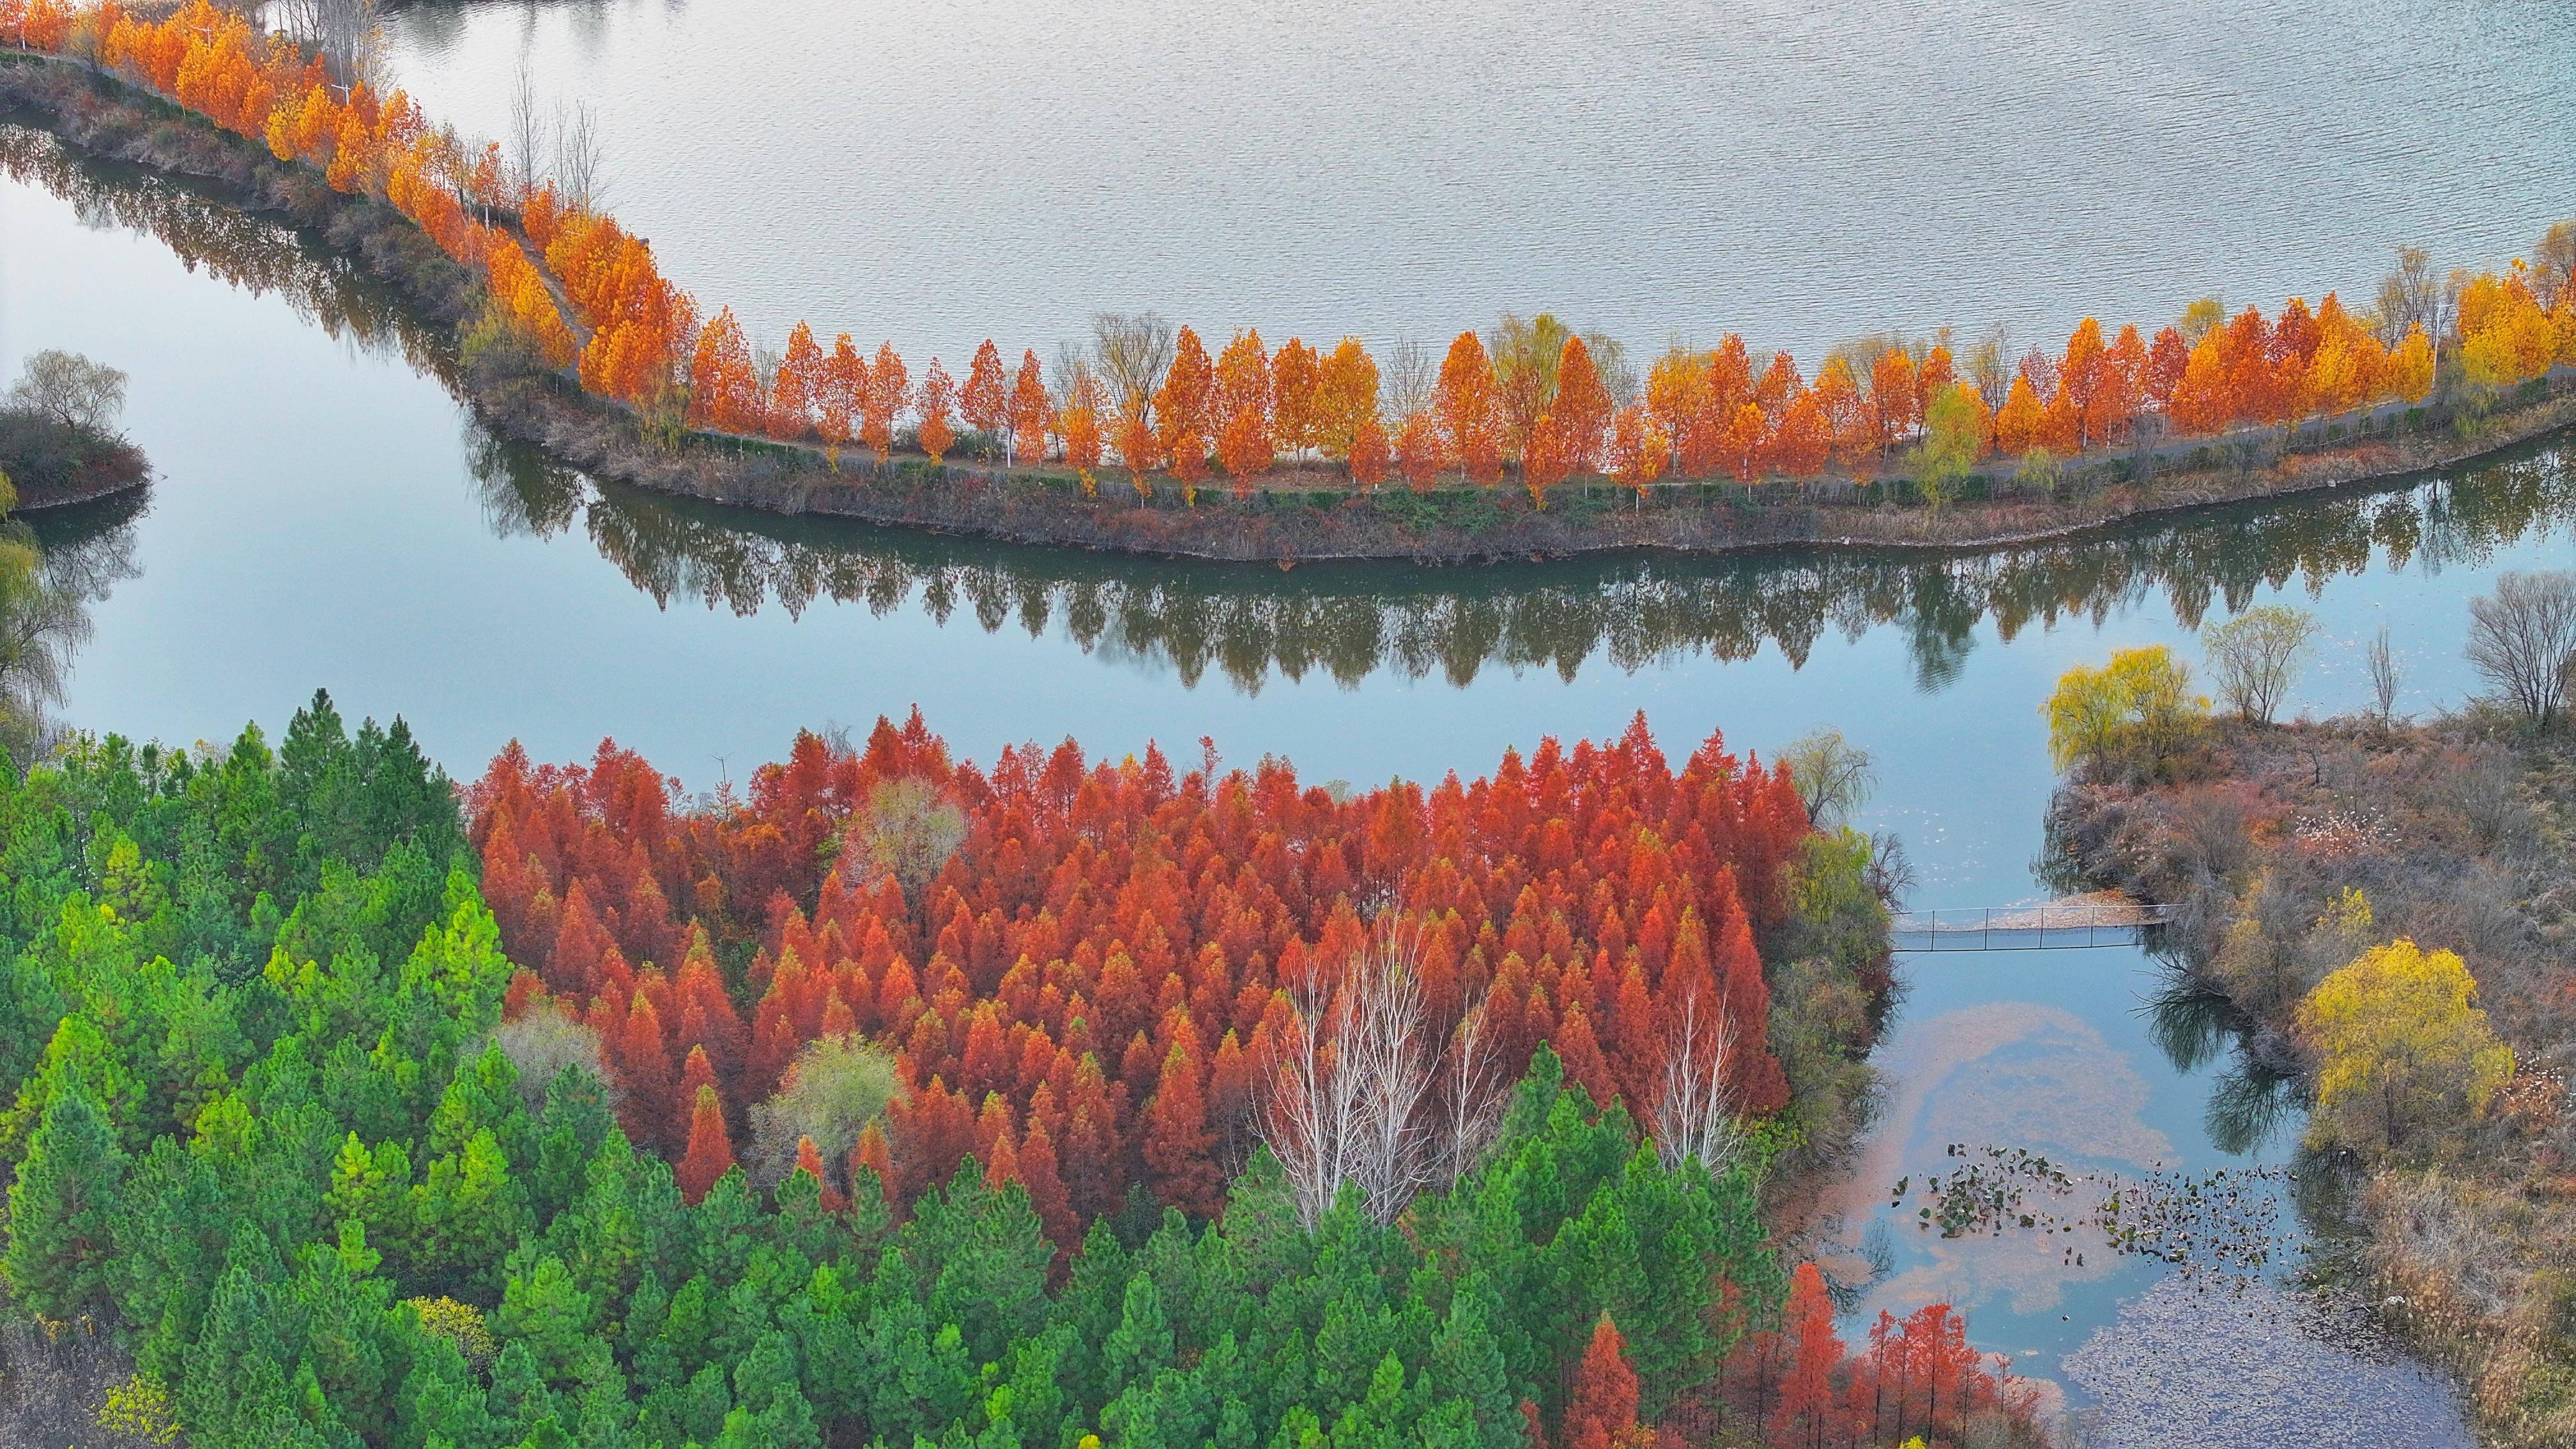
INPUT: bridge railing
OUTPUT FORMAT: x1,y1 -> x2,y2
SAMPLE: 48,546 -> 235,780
1890,901 -> 2174,952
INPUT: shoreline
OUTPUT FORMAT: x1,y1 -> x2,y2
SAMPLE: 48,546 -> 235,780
2052,717 -> 2576,1449
7,56 -> 2572,565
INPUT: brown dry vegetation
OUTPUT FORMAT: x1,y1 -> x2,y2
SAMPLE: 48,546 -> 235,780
2055,712 -> 2576,1446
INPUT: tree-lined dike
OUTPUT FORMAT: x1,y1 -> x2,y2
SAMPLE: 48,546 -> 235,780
4,40 -> 2575,564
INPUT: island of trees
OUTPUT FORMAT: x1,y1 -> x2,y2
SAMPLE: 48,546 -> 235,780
0,349 -> 147,510
5,3 -> 2574,560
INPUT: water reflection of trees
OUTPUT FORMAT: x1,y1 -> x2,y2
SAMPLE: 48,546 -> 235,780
5,494 -> 145,759
18,114 -> 2574,697
2143,976 -> 2302,1156
473,435 -> 2576,694
0,126 -> 454,379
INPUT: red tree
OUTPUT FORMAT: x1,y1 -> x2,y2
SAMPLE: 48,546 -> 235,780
962,339 -> 1008,454
675,1084 -> 735,1204
1773,1262 -> 1843,1449
1565,1314 -> 1646,1449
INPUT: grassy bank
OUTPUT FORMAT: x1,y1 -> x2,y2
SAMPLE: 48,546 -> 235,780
0,407 -> 148,510
9,51 -> 2573,564
2053,712 -> 2576,1446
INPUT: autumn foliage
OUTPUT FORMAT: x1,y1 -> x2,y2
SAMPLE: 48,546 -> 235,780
43,0 -> 2576,501
468,712 -> 1811,1241
1707,1262 -> 2028,1448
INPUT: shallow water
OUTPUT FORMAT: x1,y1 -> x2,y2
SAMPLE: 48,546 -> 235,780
3,127 -> 2547,1440
370,0 -> 2576,367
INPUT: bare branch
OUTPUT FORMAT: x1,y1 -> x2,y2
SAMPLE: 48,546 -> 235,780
1650,991 -> 1742,1175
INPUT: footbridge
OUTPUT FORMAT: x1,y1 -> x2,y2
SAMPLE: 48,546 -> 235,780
1892,898 -> 2174,952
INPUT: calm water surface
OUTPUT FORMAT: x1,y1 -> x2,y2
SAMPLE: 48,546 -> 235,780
7,129 -> 2556,1442
366,0 -> 2576,367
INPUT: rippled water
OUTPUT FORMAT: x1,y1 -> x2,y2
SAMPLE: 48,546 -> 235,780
2,125 -> 2533,1441
372,0 -> 2576,367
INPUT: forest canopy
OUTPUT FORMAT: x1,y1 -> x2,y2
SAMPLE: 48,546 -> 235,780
0,693 -> 2032,1448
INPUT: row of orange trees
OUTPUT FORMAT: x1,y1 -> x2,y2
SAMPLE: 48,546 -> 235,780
24,0 -> 2576,500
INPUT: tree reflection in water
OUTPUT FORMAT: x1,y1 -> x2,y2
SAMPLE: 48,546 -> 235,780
13,119 -> 2573,702
6,493 -> 145,758
473,428 -> 2576,698
2143,975 -> 2303,1158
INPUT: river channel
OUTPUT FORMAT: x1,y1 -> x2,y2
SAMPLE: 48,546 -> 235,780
8,125 -> 2564,1443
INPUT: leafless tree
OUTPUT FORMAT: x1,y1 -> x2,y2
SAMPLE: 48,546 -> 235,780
1781,726 -> 1874,828
1436,998 -> 1505,1188
2366,622 -> 2402,729
1584,331 -> 1638,409
490,999 -> 617,1113
2372,248 -> 2444,350
1091,313 -> 1174,420
273,0 -> 381,87
2465,570 -> 2576,728
1049,343 -> 1087,411
747,1034 -> 902,1187
1384,338 -> 1436,420
1259,921 -> 1501,1227
2535,219 -> 2576,312
1648,992 -> 1740,1174
1964,325 -> 2012,411
507,59 -> 547,198
5,350 -> 125,433
838,776 -> 966,900
553,100 -> 608,209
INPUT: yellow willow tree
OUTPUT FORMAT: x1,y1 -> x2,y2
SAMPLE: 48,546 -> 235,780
2300,938 -> 2513,1153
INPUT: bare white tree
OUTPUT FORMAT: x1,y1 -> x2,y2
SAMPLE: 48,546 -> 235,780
1259,921 -> 1501,1227
1341,939 -> 1435,1219
1436,1000 -> 1506,1188
1384,338 -> 1436,422
2366,622 -> 2402,730
553,100 -> 608,210
1648,992 -> 1741,1174
1091,313 -> 1174,420
274,0 -> 381,86
507,59 -> 548,199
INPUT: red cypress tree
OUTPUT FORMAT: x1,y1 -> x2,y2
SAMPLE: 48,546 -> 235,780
1142,1038 -> 1222,1216
676,1084 -> 735,1204
793,1134 -> 848,1212
850,1119 -> 896,1209
1017,1118 -> 1078,1250
985,1121 -> 1022,1190
1774,1262 -> 1843,1449
1565,1314 -> 1645,1449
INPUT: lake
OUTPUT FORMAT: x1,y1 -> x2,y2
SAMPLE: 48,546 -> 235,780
368,0 -> 2576,372
7,47 -> 2563,1434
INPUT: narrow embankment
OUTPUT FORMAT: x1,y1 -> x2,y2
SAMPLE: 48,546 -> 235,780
7,51 -> 2572,565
